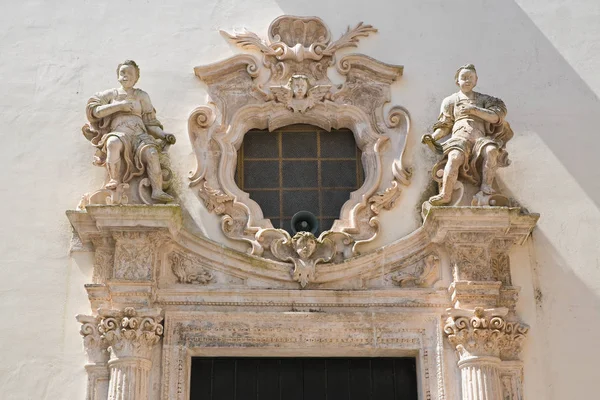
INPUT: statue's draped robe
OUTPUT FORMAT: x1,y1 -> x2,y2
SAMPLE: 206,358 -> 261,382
433,91 -> 513,185
82,88 -> 163,184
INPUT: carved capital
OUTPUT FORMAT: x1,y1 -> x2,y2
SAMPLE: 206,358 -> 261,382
77,314 -> 109,365
99,307 -> 164,361
444,308 -> 528,361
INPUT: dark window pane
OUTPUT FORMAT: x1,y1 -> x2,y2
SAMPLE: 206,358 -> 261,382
320,218 -> 335,232
282,161 -> 318,188
321,160 -> 357,187
281,218 -> 292,234
322,190 -> 351,217
248,190 -> 280,218
244,161 -> 279,189
282,131 -> 318,158
243,130 -> 278,158
321,129 -> 357,158
283,190 -> 319,217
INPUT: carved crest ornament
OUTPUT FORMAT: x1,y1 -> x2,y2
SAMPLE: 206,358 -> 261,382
69,15 -> 540,400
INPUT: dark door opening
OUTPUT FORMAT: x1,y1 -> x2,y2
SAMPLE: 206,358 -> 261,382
190,357 -> 418,400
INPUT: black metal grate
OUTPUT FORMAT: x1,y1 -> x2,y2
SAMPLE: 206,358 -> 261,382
236,125 -> 364,235
190,357 -> 418,400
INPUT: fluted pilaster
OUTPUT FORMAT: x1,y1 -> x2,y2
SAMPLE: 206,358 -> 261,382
98,307 -> 163,400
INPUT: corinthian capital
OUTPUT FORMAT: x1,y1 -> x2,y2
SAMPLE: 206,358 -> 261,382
444,307 -> 528,361
76,314 -> 109,364
98,307 -> 164,360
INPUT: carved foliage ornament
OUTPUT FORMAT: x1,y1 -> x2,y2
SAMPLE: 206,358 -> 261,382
189,16 -> 412,275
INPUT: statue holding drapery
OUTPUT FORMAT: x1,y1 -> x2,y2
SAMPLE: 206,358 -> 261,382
422,64 -> 513,207
80,60 -> 176,206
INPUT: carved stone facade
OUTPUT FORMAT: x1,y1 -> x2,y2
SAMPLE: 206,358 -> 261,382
69,15 -> 539,400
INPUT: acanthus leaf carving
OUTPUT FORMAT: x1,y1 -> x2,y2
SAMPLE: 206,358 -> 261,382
197,181 -> 234,214
169,252 -> 214,284
322,22 -> 378,56
443,307 -> 528,361
76,314 -> 109,364
98,307 -> 164,360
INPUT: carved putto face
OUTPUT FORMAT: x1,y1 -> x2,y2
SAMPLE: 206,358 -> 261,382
292,232 -> 317,259
456,68 -> 477,93
290,75 -> 309,98
118,64 -> 138,89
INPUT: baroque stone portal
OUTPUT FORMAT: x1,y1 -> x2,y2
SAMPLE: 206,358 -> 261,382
69,15 -> 539,400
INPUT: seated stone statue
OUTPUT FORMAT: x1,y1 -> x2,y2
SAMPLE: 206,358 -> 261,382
82,60 -> 176,203
422,64 -> 513,206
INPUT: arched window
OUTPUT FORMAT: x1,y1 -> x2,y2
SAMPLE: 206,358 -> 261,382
236,125 -> 364,235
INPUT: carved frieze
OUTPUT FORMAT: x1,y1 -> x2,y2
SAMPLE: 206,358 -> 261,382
189,15 -> 411,259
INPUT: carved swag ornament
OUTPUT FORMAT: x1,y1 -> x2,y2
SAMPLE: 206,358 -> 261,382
189,15 -> 412,287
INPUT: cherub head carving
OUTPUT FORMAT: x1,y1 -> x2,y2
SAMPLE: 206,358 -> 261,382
270,75 -> 331,113
290,74 -> 310,98
292,231 -> 317,260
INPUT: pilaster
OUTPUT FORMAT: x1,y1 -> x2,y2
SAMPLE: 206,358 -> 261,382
424,207 -> 538,400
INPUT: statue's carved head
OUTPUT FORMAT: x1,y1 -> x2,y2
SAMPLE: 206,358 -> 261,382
454,63 -> 477,92
291,231 -> 317,259
117,59 -> 140,89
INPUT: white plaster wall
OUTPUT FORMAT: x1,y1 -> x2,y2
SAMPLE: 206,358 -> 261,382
1,0 -> 599,398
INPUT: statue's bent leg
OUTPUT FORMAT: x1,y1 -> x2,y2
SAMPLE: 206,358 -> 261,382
429,149 -> 464,206
105,136 -> 123,190
481,145 -> 499,195
142,146 -> 174,202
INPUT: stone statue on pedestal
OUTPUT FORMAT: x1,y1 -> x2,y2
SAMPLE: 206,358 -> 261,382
80,60 -> 176,207
422,64 -> 513,207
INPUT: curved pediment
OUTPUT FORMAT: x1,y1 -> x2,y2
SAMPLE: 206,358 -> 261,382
68,204 -> 537,292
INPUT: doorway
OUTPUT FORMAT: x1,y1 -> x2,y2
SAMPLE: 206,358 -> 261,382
190,357 -> 418,400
